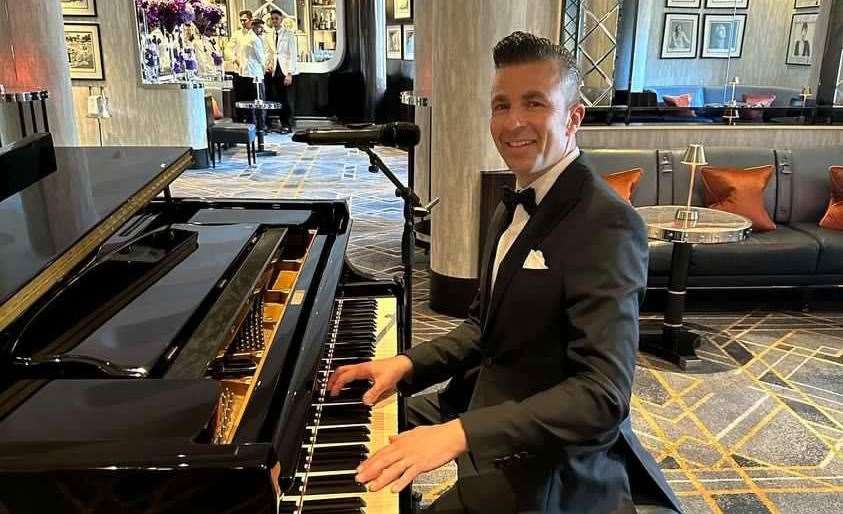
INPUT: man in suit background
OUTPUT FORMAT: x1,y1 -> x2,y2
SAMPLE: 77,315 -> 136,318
264,9 -> 299,133
327,31 -> 681,514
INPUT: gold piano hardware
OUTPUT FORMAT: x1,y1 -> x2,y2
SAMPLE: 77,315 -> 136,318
291,290 -> 306,306
0,151 -> 193,334
211,232 -> 315,445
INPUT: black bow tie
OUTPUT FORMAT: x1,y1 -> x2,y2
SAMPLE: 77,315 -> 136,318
502,186 -> 538,217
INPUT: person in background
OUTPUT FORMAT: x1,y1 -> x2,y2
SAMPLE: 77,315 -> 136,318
264,9 -> 299,134
228,10 -> 253,122
238,17 -> 267,124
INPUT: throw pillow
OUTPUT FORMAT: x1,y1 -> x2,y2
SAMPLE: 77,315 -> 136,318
819,166 -> 843,230
741,94 -> 776,122
211,97 -> 223,120
701,165 -> 777,232
603,168 -> 642,204
603,168 -> 643,205
663,94 -> 695,117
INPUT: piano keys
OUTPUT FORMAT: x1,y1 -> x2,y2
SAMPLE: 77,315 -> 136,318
0,141 -> 408,514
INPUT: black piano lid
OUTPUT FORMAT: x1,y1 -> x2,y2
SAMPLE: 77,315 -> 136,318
47,223 -> 259,374
0,146 -> 192,329
0,379 -> 219,443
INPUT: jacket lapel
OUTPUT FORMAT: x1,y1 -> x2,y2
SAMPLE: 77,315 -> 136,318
482,157 -> 591,335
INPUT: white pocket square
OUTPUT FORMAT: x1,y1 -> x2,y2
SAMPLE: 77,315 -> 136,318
523,249 -> 549,270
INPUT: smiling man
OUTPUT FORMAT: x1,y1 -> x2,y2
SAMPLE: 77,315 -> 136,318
327,32 -> 680,513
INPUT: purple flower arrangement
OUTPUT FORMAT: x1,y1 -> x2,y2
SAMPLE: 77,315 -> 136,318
191,1 -> 224,37
136,0 -> 197,34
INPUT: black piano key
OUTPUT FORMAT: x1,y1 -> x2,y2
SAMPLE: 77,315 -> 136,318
326,358 -> 370,370
321,390 -> 365,403
320,404 -> 372,425
301,497 -> 366,514
311,444 -> 368,457
314,426 -> 370,444
330,348 -> 375,359
304,474 -> 367,495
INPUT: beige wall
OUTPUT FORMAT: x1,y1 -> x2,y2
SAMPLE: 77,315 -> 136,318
67,0 -> 206,148
639,0 -> 825,91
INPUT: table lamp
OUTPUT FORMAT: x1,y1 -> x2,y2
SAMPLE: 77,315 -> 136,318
675,143 -> 707,225
723,105 -> 739,125
800,86 -> 812,108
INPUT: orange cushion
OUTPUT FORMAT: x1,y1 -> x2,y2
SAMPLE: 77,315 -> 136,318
701,165 -> 776,232
211,97 -> 223,120
819,166 -> 843,230
663,94 -> 692,107
603,168 -> 642,204
743,94 -> 776,107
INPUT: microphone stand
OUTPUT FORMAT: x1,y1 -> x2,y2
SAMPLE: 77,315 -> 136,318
353,145 -> 438,353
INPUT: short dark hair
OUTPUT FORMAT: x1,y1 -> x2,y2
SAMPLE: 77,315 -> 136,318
270,9 -> 284,17
239,10 -> 253,19
493,31 -> 581,104
251,18 -> 264,25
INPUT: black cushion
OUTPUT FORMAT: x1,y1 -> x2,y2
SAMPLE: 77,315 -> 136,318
790,222 -> 843,274
210,123 -> 256,144
688,226 -> 819,276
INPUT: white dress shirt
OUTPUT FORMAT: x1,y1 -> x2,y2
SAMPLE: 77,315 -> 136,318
225,28 -> 250,63
265,27 -> 299,76
238,30 -> 267,79
491,148 -> 581,289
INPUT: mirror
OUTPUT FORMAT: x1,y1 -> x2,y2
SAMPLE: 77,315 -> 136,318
569,0 -> 839,124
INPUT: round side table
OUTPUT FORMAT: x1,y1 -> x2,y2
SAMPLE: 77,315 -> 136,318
636,206 -> 752,369
235,100 -> 283,157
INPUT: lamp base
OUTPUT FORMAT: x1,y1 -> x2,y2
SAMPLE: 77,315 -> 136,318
674,207 -> 699,225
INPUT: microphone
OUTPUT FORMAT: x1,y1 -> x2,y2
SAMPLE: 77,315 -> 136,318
292,122 -> 421,149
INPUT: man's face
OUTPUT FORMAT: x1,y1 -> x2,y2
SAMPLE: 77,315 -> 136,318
490,60 -> 582,178
253,23 -> 264,35
240,15 -> 252,30
270,14 -> 283,28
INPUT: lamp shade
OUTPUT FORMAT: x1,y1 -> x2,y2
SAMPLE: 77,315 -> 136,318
681,144 -> 707,166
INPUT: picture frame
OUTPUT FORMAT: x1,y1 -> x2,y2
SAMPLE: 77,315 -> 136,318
701,14 -> 746,58
394,0 -> 412,20
661,13 -> 699,59
794,0 -> 821,9
64,23 -> 105,80
705,0 -> 749,8
61,0 -> 97,17
402,25 -> 415,61
786,12 -> 819,66
386,25 -> 402,59
665,0 -> 701,7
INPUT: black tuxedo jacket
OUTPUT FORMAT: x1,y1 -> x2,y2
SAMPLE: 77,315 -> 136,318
402,156 -> 682,513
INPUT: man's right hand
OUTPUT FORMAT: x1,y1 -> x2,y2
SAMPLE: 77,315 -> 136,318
326,355 -> 413,406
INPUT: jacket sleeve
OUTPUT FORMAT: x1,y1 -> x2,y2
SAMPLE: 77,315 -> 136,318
398,289 -> 483,396
458,206 -> 647,469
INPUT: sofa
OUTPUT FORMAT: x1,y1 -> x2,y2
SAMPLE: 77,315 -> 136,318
479,146 -> 843,290
645,85 -> 802,108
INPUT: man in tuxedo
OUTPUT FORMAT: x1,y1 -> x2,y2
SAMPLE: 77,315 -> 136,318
327,31 -> 681,514
264,9 -> 299,133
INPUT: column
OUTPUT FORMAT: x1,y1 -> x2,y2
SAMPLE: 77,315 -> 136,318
422,0 -> 561,315
0,0 -> 79,146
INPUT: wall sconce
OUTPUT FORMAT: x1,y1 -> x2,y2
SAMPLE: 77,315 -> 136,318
800,86 -> 813,108
675,143 -> 708,225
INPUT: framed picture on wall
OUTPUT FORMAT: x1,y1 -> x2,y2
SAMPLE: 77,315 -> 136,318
403,25 -> 415,61
64,23 -> 105,80
705,0 -> 749,8
701,14 -> 746,58
387,25 -> 402,59
661,13 -> 699,59
786,13 -> 818,65
794,0 -> 821,9
394,0 -> 412,20
666,0 -> 701,7
61,0 -> 97,17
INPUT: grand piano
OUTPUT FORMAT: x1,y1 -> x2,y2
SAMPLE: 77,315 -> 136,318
0,135 -> 407,514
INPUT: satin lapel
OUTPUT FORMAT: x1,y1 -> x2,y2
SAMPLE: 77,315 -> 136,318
479,204 -> 509,326
482,158 -> 591,335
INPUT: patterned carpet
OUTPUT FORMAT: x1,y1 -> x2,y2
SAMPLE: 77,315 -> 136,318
172,134 -> 842,514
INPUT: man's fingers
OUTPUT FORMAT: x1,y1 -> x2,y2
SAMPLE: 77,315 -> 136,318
327,365 -> 366,396
390,464 -> 420,493
356,445 -> 402,484
366,459 -> 412,493
361,383 -> 386,406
